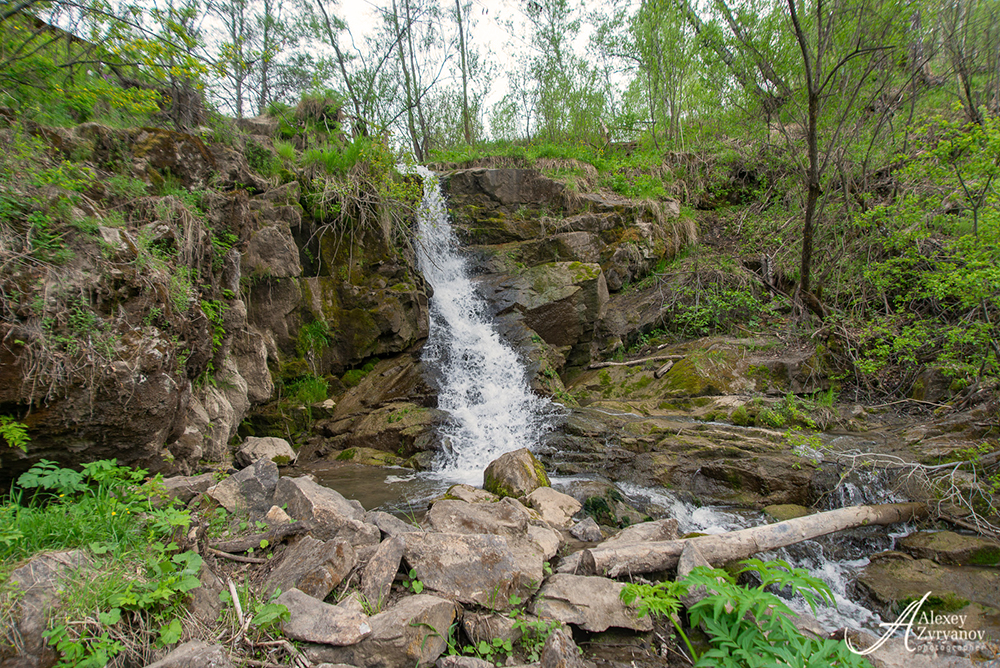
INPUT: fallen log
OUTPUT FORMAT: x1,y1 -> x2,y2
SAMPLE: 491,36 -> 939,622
588,355 -> 684,370
654,360 -> 674,378
210,521 -> 307,554
580,502 -> 927,578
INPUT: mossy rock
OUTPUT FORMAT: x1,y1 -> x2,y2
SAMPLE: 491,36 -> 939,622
898,531 -> 1000,566
763,504 -> 811,522
335,446 -> 408,467
483,448 -> 550,499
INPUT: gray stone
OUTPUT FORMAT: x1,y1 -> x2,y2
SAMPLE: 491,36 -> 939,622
569,517 -> 603,542
189,562 -> 225,625
540,628 -> 588,668
143,640 -> 235,668
361,536 -> 405,612
444,484 -> 499,504
274,476 -> 380,548
264,505 -> 293,525
302,594 -> 457,668
276,588 -> 372,645
531,574 -> 653,633
403,532 -> 536,612
461,611 -> 519,646
206,458 -> 278,517
483,448 -> 550,499
235,436 -> 297,469
155,472 -> 216,507
603,518 -> 679,546
365,511 -> 422,537
436,657 -> 494,668
264,536 -> 356,600
526,487 -> 582,529
6,550 -> 90,667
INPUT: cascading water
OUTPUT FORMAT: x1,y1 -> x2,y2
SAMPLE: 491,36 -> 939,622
410,166 -> 555,484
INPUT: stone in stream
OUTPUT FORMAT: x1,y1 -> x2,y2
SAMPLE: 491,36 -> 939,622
526,487 -> 583,528
263,536 -> 356,600
206,457 -> 279,517
302,594 -> 457,668
234,436 -> 297,468
361,536 -> 405,611
276,588 -> 372,645
897,530 -> 1000,566
531,574 -> 653,633
483,448 -> 550,499
274,476 -> 381,548
403,532 -> 537,612
143,640 -> 236,668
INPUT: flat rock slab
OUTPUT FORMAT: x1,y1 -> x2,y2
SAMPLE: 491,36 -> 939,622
207,458 -> 278,517
361,536 -> 405,611
235,436 -> 297,468
531,574 -> 653,633
144,640 -> 235,668
898,531 -> 1000,566
603,518 -> 679,546
156,472 -> 216,506
275,476 -> 380,548
404,532 -> 536,612
277,588 -> 372,645
303,594 -> 457,668
526,487 -> 582,528
264,536 -> 356,600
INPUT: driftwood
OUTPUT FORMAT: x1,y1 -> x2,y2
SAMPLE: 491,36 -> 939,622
210,521 -> 307,554
654,361 -> 674,378
209,547 -> 268,564
580,502 -> 927,578
588,355 -> 684,370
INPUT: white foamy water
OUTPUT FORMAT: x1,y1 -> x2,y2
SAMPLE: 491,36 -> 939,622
408,166 -> 554,485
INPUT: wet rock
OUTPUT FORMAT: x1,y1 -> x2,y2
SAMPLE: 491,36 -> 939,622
274,476 -> 380,548
540,628 -> 589,668
143,640 -> 236,668
365,510 -> 422,537
569,517 -> 603,542
157,472 -> 216,506
526,487 -> 582,528
531,574 -> 653,633
854,552 -> 1000,630
4,551 -> 90,667
361,536 -> 405,611
403,532 -> 537,612
277,588 -> 372,645
206,458 -> 279,517
484,448 -> 550,499
603,518 -> 679,546
898,531 -> 1000,566
264,537 -> 356,600
302,594 -> 457,668
235,436 -> 297,469
763,504 -> 812,522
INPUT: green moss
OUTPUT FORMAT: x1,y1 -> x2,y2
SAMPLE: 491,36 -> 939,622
730,405 -> 751,426
341,369 -> 367,387
896,593 -> 970,616
569,261 -> 600,282
969,546 -> 1000,566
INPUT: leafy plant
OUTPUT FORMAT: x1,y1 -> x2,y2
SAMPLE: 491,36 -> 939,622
621,558 -> 871,667
0,416 -> 30,452
402,568 -> 424,594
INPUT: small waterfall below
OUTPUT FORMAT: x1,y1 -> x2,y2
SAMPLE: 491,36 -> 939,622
410,166 -> 555,484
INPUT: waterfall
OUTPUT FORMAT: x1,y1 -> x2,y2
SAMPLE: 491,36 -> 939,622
410,166 -> 554,484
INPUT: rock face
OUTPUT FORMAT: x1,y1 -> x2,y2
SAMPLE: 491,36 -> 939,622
276,588 -> 372,645
302,594 -> 457,668
484,449 -> 550,499
531,574 -> 653,633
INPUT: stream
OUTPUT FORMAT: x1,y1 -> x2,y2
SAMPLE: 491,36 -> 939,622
309,168 -> 917,638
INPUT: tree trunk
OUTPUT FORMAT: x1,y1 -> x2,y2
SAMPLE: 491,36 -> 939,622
391,0 -> 421,159
579,502 -> 928,577
455,0 -> 471,145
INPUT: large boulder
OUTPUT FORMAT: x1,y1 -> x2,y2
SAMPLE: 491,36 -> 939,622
483,448 -> 550,499
274,476 -> 380,548
235,436 -> 297,468
302,594 -> 457,668
263,537 -> 356,600
531,574 -> 653,633
526,487 -> 583,529
403,532 -> 538,612
206,458 -> 279,517
276,588 -> 372,645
